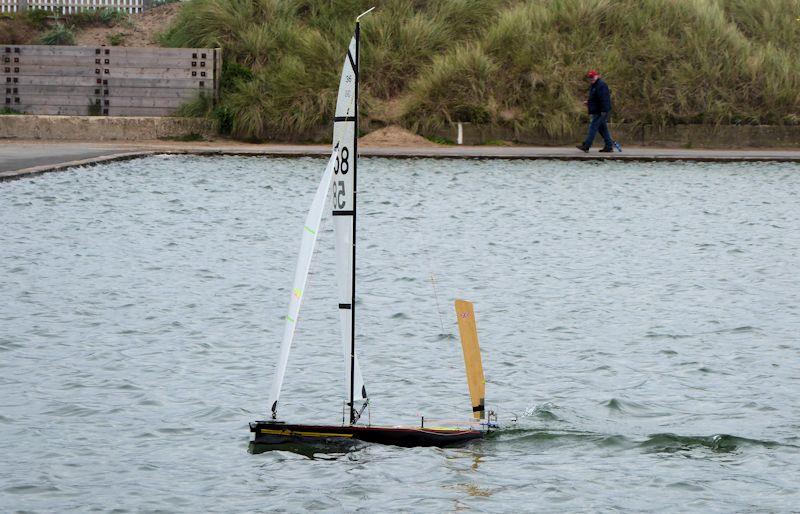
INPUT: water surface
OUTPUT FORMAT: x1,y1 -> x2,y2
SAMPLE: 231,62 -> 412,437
1,155 -> 799,512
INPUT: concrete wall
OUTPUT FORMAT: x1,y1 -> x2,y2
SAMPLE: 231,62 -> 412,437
637,125 -> 800,149
2,45 -> 220,116
0,114 -> 217,140
431,122 -> 800,149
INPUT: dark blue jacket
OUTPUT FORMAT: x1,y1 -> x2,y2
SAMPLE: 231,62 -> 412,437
587,78 -> 612,114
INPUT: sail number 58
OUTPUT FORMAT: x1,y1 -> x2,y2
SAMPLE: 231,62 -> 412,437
333,180 -> 346,209
333,146 -> 349,209
334,147 -> 349,175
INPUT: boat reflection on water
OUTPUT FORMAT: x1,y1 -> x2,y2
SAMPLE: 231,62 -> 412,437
248,439 -> 361,459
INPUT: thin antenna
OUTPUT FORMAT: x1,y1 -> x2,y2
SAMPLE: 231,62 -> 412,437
430,273 -> 445,333
356,6 -> 375,21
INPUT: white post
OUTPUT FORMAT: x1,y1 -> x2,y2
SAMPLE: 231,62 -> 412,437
457,122 -> 463,145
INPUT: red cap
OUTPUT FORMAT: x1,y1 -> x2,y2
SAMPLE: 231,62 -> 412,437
586,70 -> 599,79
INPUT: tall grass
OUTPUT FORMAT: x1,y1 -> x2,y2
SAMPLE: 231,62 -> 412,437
722,0 -> 800,49
160,0 -> 800,140
402,45 -> 498,132
39,23 -> 76,45
362,7 -> 451,99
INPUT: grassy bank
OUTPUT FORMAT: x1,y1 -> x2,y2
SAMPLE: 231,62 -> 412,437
10,0 -> 797,142
0,7 -> 131,45
0,1 -> 180,47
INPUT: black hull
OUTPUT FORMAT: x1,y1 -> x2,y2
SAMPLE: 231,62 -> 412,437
250,421 -> 484,450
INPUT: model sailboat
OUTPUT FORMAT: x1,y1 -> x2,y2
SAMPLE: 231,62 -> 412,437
250,10 -> 492,450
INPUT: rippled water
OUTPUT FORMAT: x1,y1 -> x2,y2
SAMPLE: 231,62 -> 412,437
2,155 -> 799,512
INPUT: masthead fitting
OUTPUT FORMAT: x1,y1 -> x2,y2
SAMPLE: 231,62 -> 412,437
356,6 -> 375,22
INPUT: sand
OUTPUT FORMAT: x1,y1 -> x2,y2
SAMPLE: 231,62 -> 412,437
74,3 -> 183,48
359,125 -> 439,147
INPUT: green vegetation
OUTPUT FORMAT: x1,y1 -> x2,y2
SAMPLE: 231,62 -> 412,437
1,7 -> 130,44
425,135 -> 456,145
25,8 -> 52,30
87,99 -> 102,116
64,7 -> 130,28
482,139 -> 514,146
159,132 -> 206,141
1,107 -> 22,115
98,8 -> 129,26
108,32 -> 127,46
156,0 -> 800,140
39,22 -> 76,45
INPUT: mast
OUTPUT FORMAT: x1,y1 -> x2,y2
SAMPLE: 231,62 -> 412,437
267,9 -> 372,426
349,19 -> 360,426
349,7 -> 374,425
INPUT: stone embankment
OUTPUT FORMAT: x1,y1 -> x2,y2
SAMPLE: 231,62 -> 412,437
2,139 -> 800,182
433,123 -> 800,149
0,115 -> 216,141
3,115 -> 800,150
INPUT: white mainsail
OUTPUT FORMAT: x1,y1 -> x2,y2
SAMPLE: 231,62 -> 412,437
267,150 -> 338,419
332,35 -> 368,417
267,30 -> 368,421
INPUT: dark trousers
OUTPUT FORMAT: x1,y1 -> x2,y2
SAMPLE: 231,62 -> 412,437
583,112 -> 613,149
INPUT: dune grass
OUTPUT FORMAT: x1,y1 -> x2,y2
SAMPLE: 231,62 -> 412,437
161,0 -> 800,141
39,22 -> 76,45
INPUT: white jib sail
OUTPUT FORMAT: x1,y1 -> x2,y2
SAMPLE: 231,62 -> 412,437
332,35 -> 368,411
267,150 -> 338,419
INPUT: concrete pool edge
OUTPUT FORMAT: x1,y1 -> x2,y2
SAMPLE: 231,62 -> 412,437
0,151 -> 158,182
2,142 -> 800,181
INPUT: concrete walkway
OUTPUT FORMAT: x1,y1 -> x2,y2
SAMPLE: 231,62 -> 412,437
2,140 -> 799,180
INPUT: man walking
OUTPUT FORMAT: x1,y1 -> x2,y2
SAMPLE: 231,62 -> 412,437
576,70 -> 615,153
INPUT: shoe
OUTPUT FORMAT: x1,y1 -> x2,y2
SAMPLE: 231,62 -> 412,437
599,147 -> 614,153
575,144 -> 590,153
